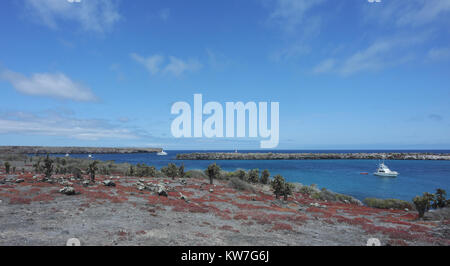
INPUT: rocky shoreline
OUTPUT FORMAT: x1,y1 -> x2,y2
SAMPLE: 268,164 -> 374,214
176,152 -> 450,160
0,146 -> 162,154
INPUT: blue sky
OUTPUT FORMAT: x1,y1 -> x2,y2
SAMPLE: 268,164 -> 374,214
0,0 -> 449,150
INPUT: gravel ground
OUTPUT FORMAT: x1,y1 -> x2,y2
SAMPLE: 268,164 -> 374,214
0,171 -> 449,246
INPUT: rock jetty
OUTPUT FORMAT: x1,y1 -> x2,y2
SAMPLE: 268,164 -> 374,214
176,152 -> 450,160
0,146 -> 162,154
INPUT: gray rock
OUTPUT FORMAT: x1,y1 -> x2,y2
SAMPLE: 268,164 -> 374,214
179,193 -> 189,202
59,187 -> 75,195
157,186 -> 168,197
103,180 -> 116,187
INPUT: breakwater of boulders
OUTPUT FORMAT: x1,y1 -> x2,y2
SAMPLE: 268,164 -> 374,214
176,152 -> 450,160
0,146 -> 162,154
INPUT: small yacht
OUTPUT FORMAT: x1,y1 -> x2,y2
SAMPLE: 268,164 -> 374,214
374,161 -> 399,177
157,150 -> 168,156
65,153 -> 70,157
88,154 -> 93,158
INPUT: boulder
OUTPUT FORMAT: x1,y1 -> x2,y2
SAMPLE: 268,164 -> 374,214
179,193 -> 189,202
309,202 -> 326,208
59,186 -> 76,195
103,180 -> 116,187
157,186 -> 168,197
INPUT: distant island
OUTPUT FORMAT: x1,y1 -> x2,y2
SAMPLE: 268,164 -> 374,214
176,152 -> 450,160
0,146 -> 162,154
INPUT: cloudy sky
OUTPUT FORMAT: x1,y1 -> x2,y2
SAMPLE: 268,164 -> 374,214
0,0 -> 449,149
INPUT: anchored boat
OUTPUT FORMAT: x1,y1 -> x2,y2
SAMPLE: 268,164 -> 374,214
374,161 -> 399,177
157,150 -> 168,156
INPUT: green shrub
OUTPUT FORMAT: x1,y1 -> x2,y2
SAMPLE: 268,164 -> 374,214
413,194 -> 432,218
179,163 -> 185,178
205,163 -> 221,185
432,188 -> 448,209
164,163 -> 179,180
87,161 -> 99,182
271,175 -> 286,199
128,165 -> 135,176
4,162 -> 10,174
33,157 -> 42,173
364,198 -> 414,210
228,177 -> 255,192
43,155 -> 53,178
260,169 -> 270,184
248,169 -> 260,183
72,167 -> 82,179
236,169 -> 247,181
282,182 -> 294,201
184,169 -> 207,179
297,184 -> 320,195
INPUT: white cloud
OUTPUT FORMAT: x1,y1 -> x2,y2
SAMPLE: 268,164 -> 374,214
163,56 -> 202,76
24,0 -> 121,33
0,111 -> 138,140
206,49 -> 231,69
366,0 -> 450,27
0,69 -> 97,101
314,34 -> 428,76
268,0 -> 324,33
131,53 -> 202,77
427,47 -> 450,61
130,53 -> 164,75
270,42 -> 310,62
313,58 -> 335,74
339,40 -> 396,75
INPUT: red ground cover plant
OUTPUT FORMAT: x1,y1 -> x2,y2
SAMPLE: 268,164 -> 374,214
219,225 -> 239,233
32,193 -> 54,202
195,232 -> 209,238
30,182 -> 55,188
29,187 -> 42,194
233,213 -> 248,220
379,217 -> 413,226
398,213 -> 418,220
408,224 -> 430,233
9,197 -> 31,204
271,222 -> 294,231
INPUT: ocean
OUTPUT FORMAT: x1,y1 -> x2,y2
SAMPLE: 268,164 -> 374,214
52,150 -> 450,202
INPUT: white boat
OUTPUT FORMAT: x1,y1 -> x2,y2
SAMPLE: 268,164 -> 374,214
88,154 -> 93,158
373,161 -> 399,177
65,153 -> 70,157
157,150 -> 168,156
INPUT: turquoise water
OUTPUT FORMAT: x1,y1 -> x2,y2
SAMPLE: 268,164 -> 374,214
51,150 -> 450,201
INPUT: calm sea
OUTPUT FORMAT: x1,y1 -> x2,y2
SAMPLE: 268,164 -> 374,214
51,150 -> 450,202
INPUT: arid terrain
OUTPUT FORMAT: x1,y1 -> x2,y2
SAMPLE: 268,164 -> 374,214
1,166 -> 449,246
